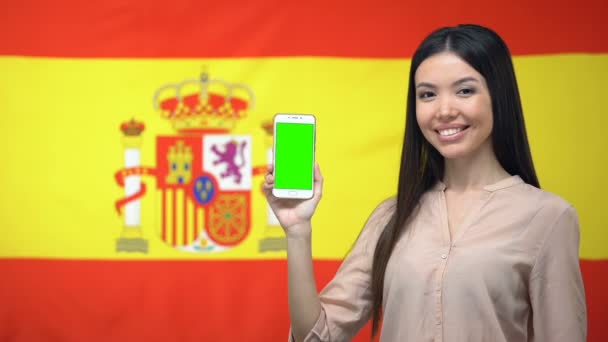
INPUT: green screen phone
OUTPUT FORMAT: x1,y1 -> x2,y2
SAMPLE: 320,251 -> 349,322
272,114 -> 316,199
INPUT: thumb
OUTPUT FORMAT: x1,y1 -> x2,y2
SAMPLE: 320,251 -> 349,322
313,164 -> 323,199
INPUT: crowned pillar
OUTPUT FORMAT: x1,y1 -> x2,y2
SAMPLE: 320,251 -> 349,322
117,119 -> 149,253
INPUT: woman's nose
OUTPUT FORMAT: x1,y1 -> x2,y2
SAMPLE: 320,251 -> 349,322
437,98 -> 458,120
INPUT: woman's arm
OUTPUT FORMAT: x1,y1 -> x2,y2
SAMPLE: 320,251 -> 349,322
263,164 -> 324,341
286,222 -> 322,342
529,205 -> 587,341
264,164 -> 393,341
287,199 -> 394,342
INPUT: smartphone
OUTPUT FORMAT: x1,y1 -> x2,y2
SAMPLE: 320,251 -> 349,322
272,114 -> 316,199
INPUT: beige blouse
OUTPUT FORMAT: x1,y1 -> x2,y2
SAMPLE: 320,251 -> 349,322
289,176 -> 586,342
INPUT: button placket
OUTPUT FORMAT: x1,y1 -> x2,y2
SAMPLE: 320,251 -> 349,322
435,255 -> 446,329
434,246 -> 451,337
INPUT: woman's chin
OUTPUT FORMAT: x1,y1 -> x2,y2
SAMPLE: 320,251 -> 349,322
435,146 -> 473,160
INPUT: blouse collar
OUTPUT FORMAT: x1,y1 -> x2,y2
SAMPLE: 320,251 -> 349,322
431,175 -> 524,192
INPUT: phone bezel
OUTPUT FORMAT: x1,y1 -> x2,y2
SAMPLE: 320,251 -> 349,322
272,113 -> 316,199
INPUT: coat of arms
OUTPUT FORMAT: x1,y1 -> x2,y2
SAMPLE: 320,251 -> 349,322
113,71 -> 283,253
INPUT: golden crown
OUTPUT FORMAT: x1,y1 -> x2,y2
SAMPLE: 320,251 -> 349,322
153,71 -> 255,134
120,118 -> 145,136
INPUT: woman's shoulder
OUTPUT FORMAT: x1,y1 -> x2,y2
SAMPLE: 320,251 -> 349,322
354,197 -> 397,252
363,197 -> 397,232
515,181 -> 574,215
506,181 -> 578,230
373,197 -> 397,216
498,181 -> 579,254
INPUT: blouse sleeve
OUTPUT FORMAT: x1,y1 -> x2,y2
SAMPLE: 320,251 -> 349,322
529,205 -> 587,341
288,199 -> 395,342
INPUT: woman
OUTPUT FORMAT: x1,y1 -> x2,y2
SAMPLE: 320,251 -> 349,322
264,24 -> 587,342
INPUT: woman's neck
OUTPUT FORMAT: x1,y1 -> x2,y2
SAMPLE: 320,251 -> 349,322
443,143 -> 511,192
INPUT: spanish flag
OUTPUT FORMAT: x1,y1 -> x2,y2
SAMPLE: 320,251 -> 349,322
0,0 -> 606,341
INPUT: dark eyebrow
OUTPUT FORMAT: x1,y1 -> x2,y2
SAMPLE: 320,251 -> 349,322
415,82 -> 436,89
452,77 -> 479,86
415,77 -> 480,89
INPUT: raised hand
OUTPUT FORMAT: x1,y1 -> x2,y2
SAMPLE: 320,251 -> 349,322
263,164 -> 323,237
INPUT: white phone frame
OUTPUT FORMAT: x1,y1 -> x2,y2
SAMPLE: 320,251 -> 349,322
272,113 -> 316,199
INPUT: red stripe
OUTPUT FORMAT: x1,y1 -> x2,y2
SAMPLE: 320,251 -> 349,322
0,259 -> 605,341
1,0 -> 606,58
580,259 -> 608,342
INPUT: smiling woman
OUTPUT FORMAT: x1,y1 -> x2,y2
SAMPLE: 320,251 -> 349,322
271,24 -> 587,342
367,24 -> 584,342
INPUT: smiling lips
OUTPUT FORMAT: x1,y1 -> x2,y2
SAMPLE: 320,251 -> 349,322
436,125 -> 470,141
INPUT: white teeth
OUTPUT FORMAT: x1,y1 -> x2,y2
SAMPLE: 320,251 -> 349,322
439,128 -> 464,136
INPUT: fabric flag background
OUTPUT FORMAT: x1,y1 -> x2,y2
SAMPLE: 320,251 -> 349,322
1,0 -> 606,341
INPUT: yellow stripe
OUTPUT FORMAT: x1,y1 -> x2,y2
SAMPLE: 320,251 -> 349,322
197,207 -> 204,244
0,56 -> 606,259
163,189 -> 173,246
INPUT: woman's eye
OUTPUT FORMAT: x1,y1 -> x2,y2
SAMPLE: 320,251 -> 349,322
457,88 -> 476,96
418,91 -> 435,99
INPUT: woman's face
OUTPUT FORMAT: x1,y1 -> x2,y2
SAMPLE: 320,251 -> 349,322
414,52 -> 494,160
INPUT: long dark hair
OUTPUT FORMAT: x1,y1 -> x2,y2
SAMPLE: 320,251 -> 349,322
369,24 -> 540,338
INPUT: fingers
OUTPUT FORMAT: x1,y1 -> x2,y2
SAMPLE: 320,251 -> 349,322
263,164 -> 275,198
262,179 -> 275,200
265,164 -> 275,183
262,183 -> 273,200
264,163 -> 275,184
